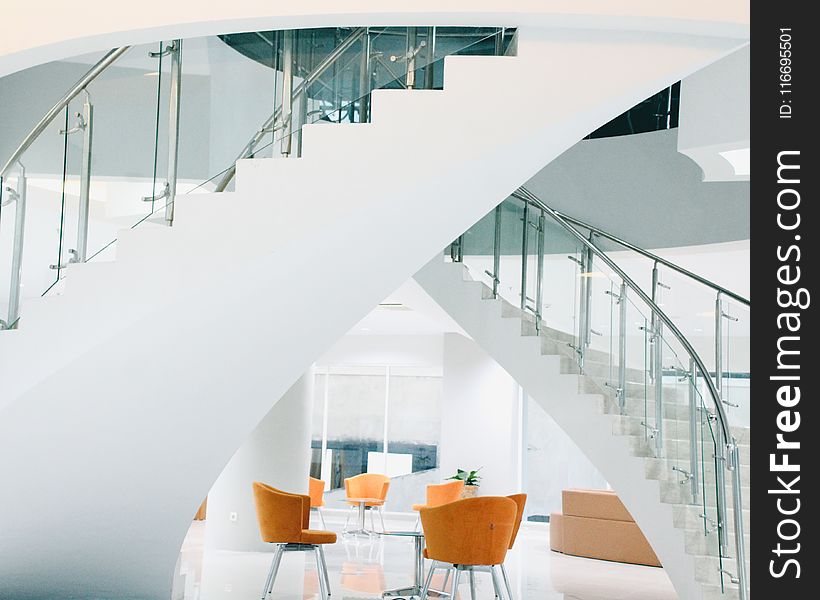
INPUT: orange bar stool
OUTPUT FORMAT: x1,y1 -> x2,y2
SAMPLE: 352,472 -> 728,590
343,473 -> 390,533
308,476 -> 327,529
420,496 -> 517,599
252,482 -> 337,600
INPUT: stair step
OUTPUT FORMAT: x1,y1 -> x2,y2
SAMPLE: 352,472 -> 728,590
684,527 -> 751,557
701,582 -> 744,600
673,504 -> 751,533
644,457 -> 751,486
694,555 -> 751,585
660,480 -> 750,510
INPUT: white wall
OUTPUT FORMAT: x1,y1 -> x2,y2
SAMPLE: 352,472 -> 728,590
441,333 -> 521,496
205,368 -> 314,553
317,334 -> 443,370
678,44 -> 749,181
525,397 -> 608,518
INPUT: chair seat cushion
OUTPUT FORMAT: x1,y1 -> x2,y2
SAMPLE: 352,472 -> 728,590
301,529 -> 337,545
412,503 -> 426,512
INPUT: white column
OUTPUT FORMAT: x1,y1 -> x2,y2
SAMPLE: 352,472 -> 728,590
440,334 -> 519,496
204,367 -> 314,552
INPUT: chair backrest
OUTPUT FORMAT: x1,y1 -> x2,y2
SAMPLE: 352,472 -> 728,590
506,493 -> 528,548
421,496 -> 517,566
308,477 -> 325,508
344,473 -> 390,501
426,480 -> 465,507
252,482 -> 310,543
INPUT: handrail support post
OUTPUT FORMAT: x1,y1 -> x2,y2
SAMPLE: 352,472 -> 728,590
715,291 -> 723,396
519,199 -> 529,311
165,40 -> 182,225
730,442 -> 749,600
490,204 -> 502,298
2,165 -> 26,330
280,30 -> 295,157
617,282 -> 627,414
74,93 -> 93,261
535,211 -> 545,333
688,358 -> 700,503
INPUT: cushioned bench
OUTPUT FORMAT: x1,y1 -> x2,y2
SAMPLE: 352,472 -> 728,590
550,489 -> 661,567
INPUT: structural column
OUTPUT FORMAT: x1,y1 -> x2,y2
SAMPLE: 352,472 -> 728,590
204,367 -> 315,552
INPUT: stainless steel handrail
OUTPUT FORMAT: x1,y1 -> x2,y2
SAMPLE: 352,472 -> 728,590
0,47 -> 130,178
214,28 -> 366,192
515,187 -> 733,444
514,186 -> 747,599
555,210 -> 750,306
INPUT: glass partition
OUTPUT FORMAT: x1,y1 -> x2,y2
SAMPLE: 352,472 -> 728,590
310,365 -> 442,499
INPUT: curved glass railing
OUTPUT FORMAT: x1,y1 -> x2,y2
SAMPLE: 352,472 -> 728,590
0,26 -> 515,330
553,211 -> 751,429
450,188 -> 748,599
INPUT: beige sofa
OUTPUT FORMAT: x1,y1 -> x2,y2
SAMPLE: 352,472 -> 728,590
550,489 -> 661,567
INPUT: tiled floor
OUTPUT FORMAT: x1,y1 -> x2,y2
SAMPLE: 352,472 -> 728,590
173,514 -> 677,600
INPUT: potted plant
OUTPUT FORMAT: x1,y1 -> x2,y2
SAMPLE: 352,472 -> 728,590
448,468 -> 482,498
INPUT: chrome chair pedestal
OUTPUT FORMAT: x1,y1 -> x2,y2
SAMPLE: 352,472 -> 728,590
261,543 -> 332,600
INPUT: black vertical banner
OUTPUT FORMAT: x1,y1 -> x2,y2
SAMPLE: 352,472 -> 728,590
753,2 -> 815,597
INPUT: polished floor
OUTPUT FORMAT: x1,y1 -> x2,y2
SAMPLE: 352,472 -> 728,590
173,514 -> 678,600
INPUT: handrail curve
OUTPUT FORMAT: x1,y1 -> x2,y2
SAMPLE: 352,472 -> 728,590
0,47 -> 130,178
554,210 -> 750,306
514,187 -> 734,446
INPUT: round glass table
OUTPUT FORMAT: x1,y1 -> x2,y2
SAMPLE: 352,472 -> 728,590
340,497 -> 384,536
379,530 -> 425,599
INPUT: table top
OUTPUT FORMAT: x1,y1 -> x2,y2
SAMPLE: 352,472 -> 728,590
379,530 -> 424,538
340,497 -> 384,504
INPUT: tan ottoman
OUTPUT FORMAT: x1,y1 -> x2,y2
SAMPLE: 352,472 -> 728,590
549,489 -> 661,567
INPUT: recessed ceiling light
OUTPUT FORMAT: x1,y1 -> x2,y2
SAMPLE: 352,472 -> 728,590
378,302 -> 412,311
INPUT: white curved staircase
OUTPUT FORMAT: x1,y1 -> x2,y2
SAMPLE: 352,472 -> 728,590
0,26 -> 745,600
415,255 -> 750,600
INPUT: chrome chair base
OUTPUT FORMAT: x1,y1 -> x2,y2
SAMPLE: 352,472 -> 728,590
311,506 -> 327,529
262,543 -> 332,600
420,561 -> 513,599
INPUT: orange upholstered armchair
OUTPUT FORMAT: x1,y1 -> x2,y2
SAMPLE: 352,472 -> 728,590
412,480 -> 465,511
252,482 -> 336,600
420,497 -> 517,599
308,477 -> 327,529
343,473 -> 390,533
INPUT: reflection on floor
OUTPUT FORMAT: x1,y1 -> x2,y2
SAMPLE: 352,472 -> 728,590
173,514 -> 678,600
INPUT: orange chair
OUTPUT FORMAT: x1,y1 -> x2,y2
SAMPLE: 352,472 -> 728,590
412,480 -> 465,511
411,479 -> 465,532
343,473 -> 390,533
420,497 -> 517,599
499,493 -> 527,598
308,476 -> 327,529
252,482 -> 337,600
